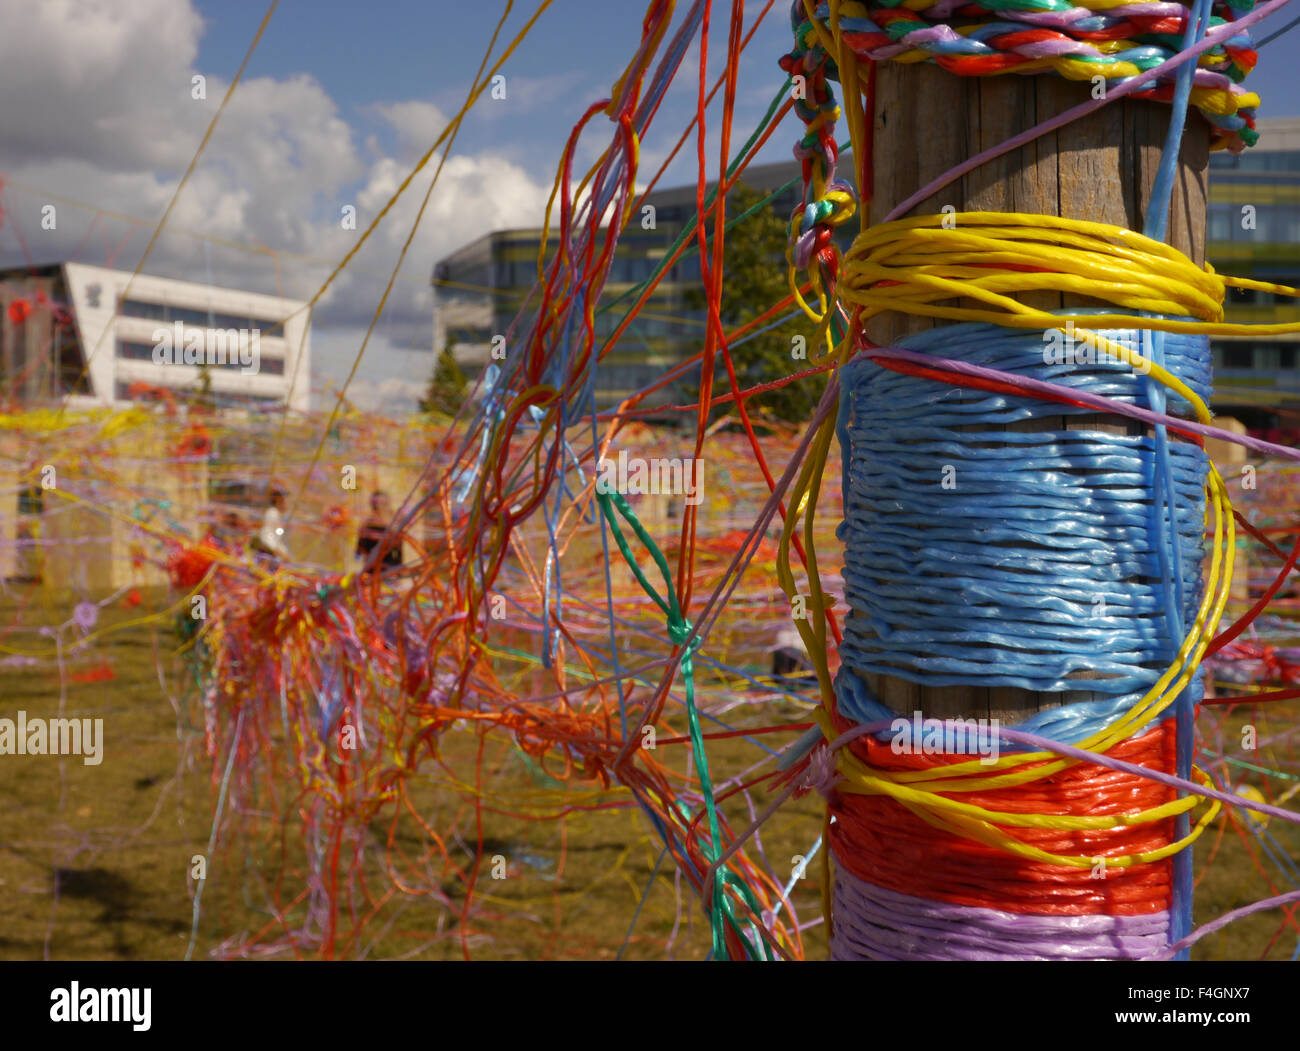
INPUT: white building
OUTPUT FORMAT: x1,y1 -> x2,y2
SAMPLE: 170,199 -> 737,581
0,262 -> 310,412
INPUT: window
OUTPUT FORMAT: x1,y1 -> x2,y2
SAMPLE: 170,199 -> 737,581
118,298 -> 167,321
1212,150 -> 1300,172
459,264 -> 491,289
493,260 -> 516,287
674,256 -> 702,283
1256,152 -> 1300,172
204,389 -> 285,407
1280,346 -> 1297,370
447,327 -> 492,345
609,255 -> 657,284
1208,205 -> 1232,242
214,311 -> 255,331
1224,345 -> 1253,369
117,340 -> 157,361
17,485 -> 42,515
168,306 -> 210,326
117,298 -> 287,335
1254,206 -> 1299,242
257,314 -> 286,337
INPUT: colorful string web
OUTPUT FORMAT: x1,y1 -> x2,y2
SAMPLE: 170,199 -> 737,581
2,0 -> 1300,961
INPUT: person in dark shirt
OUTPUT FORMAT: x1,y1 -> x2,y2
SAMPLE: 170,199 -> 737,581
355,490 -> 403,574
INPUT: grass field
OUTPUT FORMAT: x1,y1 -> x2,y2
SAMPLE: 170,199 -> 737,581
0,582 -> 1296,960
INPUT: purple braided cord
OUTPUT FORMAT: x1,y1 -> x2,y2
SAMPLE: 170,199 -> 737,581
831,863 -> 1171,960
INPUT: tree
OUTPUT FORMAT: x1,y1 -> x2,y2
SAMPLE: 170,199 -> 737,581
421,339 -> 467,416
191,362 -> 214,410
684,180 -> 823,423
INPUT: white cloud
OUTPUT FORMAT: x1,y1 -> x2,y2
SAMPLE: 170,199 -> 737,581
324,375 -> 427,416
0,0 -> 559,411
0,0 -> 205,171
370,100 -> 450,162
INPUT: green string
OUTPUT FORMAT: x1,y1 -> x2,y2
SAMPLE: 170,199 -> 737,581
1207,752 -> 1300,783
595,487 -> 775,960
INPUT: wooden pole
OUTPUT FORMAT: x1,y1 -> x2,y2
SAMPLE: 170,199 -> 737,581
861,65 -> 1209,726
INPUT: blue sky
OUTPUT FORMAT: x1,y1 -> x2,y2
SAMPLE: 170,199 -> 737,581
188,0 -> 805,182
2,0 -> 1297,412
189,1 -> 1300,184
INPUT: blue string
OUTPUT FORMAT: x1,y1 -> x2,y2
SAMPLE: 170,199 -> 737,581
837,316 -> 1209,702
1144,0 -> 1213,959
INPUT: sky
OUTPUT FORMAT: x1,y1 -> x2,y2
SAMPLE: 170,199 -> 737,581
1,0 -> 1297,414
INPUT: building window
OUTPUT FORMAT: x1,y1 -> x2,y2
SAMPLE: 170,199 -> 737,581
447,327 -> 492,345
1262,206 -> 1300,242
117,298 -> 288,336
1208,206 -> 1232,242
117,340 -> 157,361
674,256 -> 702,283
1280,346 -> 1297,370
1224,345 -> 1253,369
171,305 -> 214,327
17,485 -> 43,516
493,261 -> 517,287
118,298 -> 167,321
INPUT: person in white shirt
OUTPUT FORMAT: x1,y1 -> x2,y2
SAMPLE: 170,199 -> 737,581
253,487 -> 291,566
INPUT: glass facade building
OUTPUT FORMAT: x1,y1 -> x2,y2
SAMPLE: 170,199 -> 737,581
432,162 -> 828,412
435,121 -> 1300,428
1206,117 -> 1300,438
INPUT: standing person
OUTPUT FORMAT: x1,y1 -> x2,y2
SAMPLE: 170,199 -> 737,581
252,486 -> 291,569
355,490 -> 403,575
206,509 -> 244,555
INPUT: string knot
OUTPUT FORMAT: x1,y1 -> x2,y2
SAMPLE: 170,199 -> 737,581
667,618 -> 699,654
797,745 -> 842,800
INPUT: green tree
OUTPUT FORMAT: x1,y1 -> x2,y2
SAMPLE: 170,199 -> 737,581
194,362 -> 213,401
684,181 -> 823,423
421,340 -> 467,416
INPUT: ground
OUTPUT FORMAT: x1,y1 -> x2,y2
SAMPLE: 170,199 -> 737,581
0,583 -> 1294,960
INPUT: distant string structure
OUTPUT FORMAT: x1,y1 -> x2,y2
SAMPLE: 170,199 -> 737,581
2,0 -> 1300,961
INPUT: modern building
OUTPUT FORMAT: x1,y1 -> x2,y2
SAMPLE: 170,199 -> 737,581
0,262 -> 311,412
434,122 -> 1300,427
432,161 -> 842,412
1207,117 -> 1300,436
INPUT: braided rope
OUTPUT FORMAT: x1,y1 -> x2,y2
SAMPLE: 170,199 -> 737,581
794,0 -> 1262,150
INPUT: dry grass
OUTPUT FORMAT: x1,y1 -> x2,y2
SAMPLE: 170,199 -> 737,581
0,582 -> 1294,960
